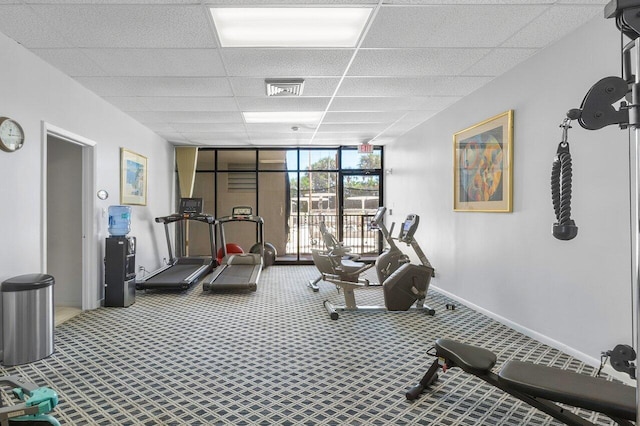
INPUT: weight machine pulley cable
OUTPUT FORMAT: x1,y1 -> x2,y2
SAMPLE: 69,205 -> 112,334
551,113 -> 580,241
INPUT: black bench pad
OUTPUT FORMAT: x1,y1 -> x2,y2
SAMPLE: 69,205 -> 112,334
499,360 -> 636,421
435,338 -> 497,374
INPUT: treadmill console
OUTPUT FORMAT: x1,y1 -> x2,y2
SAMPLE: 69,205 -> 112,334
232,206 -> 253,218
179,198 -> 203,217
398,214 -> 419,243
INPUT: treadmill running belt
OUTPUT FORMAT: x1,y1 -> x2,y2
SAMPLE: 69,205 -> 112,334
144,264 -> 204,284
214,265 -> 256,285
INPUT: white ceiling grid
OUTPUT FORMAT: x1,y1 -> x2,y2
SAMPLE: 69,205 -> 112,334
0,0 -> 606,147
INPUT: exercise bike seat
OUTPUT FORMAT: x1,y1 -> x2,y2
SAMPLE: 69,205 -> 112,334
435,338 -> 497,374
341,258 -> 367,273
498,360 -> 636,421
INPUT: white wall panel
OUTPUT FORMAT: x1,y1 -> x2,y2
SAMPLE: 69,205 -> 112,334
385,15 -> 630,367
0,32 -> 174,307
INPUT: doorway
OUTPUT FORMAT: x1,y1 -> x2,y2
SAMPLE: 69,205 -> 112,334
43,124 -> 98,323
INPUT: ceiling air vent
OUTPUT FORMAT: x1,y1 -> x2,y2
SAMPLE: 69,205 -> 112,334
265,79 -> 305,97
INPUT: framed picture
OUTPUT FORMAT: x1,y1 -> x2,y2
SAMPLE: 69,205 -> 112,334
120,148 -> 147,206
453,110 -> 513,212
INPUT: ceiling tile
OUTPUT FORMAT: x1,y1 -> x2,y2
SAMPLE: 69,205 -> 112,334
83,48 -> 225,76
75,76 -> 233,96
399,110 -> 439,123
414,96 -> 461,110
247,133 -> 312,143
104,96 -> 150,112
137,96 -> 238,112
179,130 -> 249,139
237,97 -> 331,112
127,111 -> 242,124
229,77 -> 340,97
312,133 -> 376,143
250,139 -> 311,146
462,48 -> 537,76
222,49 -> 354,77
349,48 -> 490,76
383,0 -> 555,3
30,48 -> 107,76
29,4 -> 216,48
157,132 -> 191,145
144,123 -> 178,132
205,0 -> 376,4
0,0 -> 606,148
503,5 -> 601,48
323,111 -> 405,123
557,0 -> 608,3
172,123 -> 246,132
187,132 -> 249,141
191,138 -> 252,146
25,0 -> 201,3
0,5 -> 71,47
329,96 -> 456,111
337,76 -> 493,97
246,124 -> 317,134
362,4 -> 548,48
317,123 -> 389,133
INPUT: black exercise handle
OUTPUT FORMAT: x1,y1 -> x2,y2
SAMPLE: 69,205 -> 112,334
551,140 -> 578,240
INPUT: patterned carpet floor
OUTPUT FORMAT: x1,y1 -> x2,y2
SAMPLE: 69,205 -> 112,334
0,265 -> 623,425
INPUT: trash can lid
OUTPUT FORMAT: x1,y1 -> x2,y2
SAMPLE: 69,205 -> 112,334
2,274 -> 55,292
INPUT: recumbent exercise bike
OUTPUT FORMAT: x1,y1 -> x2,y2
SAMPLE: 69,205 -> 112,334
316,210 -> 436,320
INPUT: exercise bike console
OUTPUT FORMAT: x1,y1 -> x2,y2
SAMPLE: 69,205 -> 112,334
399,214 -> 419,243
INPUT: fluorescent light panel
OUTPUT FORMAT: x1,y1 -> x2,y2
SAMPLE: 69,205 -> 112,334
243,111 -> 323,124
210,7 -> 372,47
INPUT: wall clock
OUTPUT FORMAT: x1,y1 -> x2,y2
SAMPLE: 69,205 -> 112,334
0,117 -> 25,152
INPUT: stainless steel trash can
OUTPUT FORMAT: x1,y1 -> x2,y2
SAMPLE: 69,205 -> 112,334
1,274 -> 55,365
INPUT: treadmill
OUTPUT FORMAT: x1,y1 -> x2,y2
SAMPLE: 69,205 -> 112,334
136,198 -> 216,291
203,206 -> 264,292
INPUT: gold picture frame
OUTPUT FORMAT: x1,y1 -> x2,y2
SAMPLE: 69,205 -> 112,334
120,148 -> 147,206
453,110 -> 513,212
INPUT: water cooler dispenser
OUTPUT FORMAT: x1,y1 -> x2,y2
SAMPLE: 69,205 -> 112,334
104,206 -> 136,307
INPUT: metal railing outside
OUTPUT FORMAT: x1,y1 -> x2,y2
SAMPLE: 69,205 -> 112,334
287,214 -> 379,256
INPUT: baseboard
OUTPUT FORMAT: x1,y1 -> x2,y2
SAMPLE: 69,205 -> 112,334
432,285 -> 636,386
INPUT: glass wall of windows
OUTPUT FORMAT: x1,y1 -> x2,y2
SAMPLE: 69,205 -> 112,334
187,147 -> 383,263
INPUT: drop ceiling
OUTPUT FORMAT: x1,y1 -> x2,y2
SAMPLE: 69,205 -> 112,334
0,0 -> 606,147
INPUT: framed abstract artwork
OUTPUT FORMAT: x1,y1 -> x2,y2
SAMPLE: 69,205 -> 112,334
120,148 -> 147,206
453,110 -> 513,212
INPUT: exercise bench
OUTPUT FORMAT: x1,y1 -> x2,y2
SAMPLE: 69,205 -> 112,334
406,338 -> 636,426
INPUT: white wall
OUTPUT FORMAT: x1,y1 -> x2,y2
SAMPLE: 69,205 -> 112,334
386,15 -> 632,368
0,32 -> 175,307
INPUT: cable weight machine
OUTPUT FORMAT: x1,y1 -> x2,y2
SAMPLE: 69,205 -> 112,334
553,1 -> 640,421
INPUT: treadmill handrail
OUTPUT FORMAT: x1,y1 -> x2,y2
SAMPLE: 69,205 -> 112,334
155,213 -> 214,224
216,215 -> 264,224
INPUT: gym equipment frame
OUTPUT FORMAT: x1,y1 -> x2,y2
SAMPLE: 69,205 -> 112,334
406,339 -> 635,426
322,212 -> 435,320
0,375 -> 60,425
308,219 -> 362,292
203,206 -> 265,292
136,198 -> 215,291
